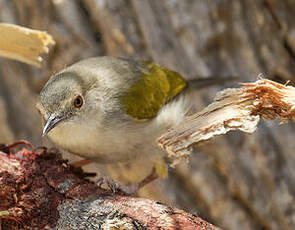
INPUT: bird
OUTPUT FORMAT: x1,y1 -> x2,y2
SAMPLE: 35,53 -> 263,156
37,56 -> 233,194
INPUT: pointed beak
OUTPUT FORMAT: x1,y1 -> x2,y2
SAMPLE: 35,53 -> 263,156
42,113 -> 62,137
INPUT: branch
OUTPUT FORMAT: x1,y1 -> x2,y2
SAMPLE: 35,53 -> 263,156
158,79 -> 295,166
0,23 -> 55,67
0,141 -> 221,230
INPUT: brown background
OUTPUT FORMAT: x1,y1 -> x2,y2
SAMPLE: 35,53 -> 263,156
1,1 -> 295,229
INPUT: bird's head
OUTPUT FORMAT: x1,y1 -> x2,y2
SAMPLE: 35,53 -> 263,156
37,72 -> 86,137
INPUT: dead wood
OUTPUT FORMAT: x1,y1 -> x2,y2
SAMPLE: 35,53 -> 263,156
0,141 -> 220,230
159,79 -> 295,166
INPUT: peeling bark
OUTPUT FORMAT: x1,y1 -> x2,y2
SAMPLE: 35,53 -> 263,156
159,79 -> 295,164
0,142 -> 220,230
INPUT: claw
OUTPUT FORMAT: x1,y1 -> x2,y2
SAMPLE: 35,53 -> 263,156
96,176 -> 138,195
96,168 -> 159,196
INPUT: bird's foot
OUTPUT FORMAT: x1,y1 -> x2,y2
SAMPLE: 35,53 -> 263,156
96,176 -> 139,195
96,169 -> 159,196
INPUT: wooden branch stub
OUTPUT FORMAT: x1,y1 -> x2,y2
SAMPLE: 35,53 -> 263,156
0,23 -> 55,67
158,79 -> 295,166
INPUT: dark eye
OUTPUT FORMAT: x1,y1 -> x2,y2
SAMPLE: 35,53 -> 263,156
73,95 -> 83,108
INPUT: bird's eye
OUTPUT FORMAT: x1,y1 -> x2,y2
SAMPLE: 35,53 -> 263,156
73,95 -> 83,108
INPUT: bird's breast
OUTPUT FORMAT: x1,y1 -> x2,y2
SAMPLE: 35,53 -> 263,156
47,94 -> 189,164
47,119 -> 163,164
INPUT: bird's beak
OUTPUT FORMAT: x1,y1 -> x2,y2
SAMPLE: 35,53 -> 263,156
42,113 -> 63,137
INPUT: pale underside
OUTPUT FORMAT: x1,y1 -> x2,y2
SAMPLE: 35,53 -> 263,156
47,95 -> 189,164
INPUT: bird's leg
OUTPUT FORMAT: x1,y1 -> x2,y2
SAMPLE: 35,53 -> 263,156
71,159 -> 91,167
97,168 -> 159,195
136,168 -> 159,189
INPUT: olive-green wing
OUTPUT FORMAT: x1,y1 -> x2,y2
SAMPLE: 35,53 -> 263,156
120,61 -> 187,120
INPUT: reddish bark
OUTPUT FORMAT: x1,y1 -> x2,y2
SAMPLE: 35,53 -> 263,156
0,141 -> 221,230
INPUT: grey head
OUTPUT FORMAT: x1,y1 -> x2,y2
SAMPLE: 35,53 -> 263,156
37,56 -> 147,137
37,71 -> 87,136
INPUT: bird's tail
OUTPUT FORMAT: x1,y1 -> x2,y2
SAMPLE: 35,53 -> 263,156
187,76 -> 238,89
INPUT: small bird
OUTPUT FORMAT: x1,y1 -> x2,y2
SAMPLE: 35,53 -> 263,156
37,56 -> 232,193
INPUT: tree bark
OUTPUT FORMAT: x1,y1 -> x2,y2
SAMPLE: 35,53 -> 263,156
0,142 -> 220,230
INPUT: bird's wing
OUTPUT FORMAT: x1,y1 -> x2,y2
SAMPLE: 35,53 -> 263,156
120,61 -> 187,120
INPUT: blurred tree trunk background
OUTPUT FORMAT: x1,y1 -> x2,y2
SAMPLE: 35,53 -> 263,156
1,1 -> 295,229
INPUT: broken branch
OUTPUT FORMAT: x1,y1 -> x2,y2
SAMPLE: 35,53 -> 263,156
0,23 -> 55,67
158,79 -> 295,166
